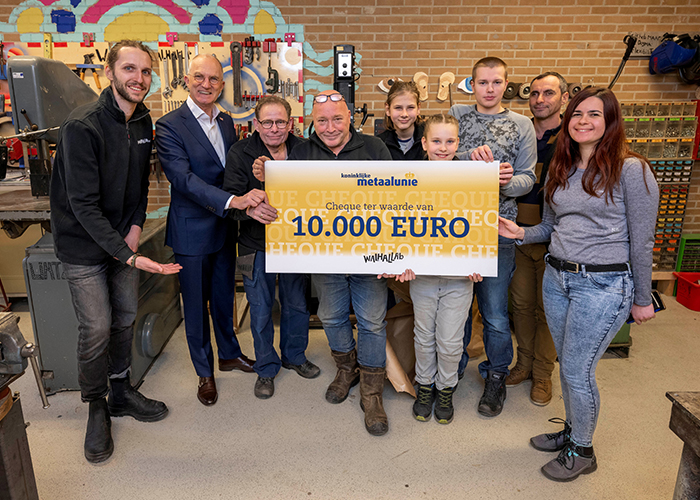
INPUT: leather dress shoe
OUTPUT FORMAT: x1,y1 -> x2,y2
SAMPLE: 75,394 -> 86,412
219,355 -> 255,373
197,377 -> 218,406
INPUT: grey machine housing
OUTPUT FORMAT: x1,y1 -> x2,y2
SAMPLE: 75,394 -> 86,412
7,55 -> 98,144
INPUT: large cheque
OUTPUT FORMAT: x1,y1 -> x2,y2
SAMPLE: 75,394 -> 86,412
265,160 -> 500,276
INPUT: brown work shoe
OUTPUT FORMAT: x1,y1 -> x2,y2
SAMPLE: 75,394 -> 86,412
531,378 -> 553,406
325,350 -> 360,404
505,365 -> 531,387
359,365 -> 389,436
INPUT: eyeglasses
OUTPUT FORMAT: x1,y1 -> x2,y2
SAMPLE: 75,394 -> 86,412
313,94 -> 345,104
191,74 -> 221,85
259,119 -> 290,129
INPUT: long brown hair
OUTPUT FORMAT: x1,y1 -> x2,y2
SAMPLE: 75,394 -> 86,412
384,81 -> 423,131
545,86 -> 649,205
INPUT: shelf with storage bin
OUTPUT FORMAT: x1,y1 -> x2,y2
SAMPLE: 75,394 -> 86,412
651,117 -> 667,138
636,118 -> 652,138
681,117 -> 697,138
621,101 -> 697,119
653,185 -> 692,272
630,138 -> 648,156
677,235 -> 700,273
650,160 -> 694,184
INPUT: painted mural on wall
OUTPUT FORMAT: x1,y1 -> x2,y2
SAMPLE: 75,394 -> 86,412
0,0 -> 343,120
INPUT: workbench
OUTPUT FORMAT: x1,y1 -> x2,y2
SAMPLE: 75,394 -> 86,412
666,391 -> 700,500
0,189 -> 50,222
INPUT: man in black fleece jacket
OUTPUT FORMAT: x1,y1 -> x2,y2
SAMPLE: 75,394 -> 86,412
223,95 -> 318,400
50,40 -> 180,464
288,90 -> 394,436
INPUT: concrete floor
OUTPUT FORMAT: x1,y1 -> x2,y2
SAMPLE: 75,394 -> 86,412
8,293 -> 700,500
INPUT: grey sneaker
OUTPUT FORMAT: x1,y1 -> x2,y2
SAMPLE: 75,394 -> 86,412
541,443 -> 597,482
254,377 -> 275,399
530,418 -> 571,452
282,360 -> 321,379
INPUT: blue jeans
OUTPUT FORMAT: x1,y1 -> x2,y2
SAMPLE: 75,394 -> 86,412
459,238 -> 516,378
62,260 -> 138,402
313,274 -> 388,368
542,262 -> 633,447
243,252 -> 310,378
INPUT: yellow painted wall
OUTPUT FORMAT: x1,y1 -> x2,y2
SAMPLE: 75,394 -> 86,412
104,11 -> 169,42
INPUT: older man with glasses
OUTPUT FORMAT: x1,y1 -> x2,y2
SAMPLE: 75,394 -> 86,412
223,95 -> 319,400
156,55 -> 265,406
288,90 -> 393,436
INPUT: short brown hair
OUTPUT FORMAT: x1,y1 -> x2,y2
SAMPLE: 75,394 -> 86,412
255,95 -> 292,121
531,71 -> 568,96
472,56 -> 508,82
106,40 -> 155,72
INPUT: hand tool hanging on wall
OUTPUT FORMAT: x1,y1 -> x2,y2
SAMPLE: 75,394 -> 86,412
171,53 -> 178,90
243,36 -> 261,65
263,38 -> 278,94
77,54 -> 102,90
608,35 -> 637,89
184,44 -> 190,77
162,55 -> 172,99
177,50 -> 186,90
230,42 -> 243,107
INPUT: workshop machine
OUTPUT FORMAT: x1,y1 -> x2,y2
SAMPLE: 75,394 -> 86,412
332,44 -> 372,131
6,55 -> 98,197
0,56 -> 182,394
23,220 -> 182,394
0,312 -> 49,500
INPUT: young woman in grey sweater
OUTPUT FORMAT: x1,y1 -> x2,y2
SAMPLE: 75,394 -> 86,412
499,87 -> 658,482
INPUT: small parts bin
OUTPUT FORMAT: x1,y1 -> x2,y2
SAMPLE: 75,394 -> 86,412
673,272 -> 700,312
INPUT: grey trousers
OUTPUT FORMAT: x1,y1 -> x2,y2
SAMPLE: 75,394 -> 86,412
410,276 -> 473,390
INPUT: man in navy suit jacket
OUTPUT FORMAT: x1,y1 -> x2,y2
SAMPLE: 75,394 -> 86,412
155,54 -> 266,406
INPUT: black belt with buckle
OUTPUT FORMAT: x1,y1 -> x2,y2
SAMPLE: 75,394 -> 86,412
545,255 -> 629,273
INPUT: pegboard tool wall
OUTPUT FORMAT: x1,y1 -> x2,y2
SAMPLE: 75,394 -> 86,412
0,0 -> 699,226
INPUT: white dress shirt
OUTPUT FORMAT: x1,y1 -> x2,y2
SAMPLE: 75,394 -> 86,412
185,97 -> 234,210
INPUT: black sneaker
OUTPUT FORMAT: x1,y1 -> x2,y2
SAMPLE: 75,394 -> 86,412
434,387 -> 455,424
531,418 -> 572,452
412,384 -> 435,422
478,370 -> 507,417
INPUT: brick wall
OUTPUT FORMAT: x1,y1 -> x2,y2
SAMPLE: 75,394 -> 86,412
275,0 -> 700,234
2,0 -> 700,230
